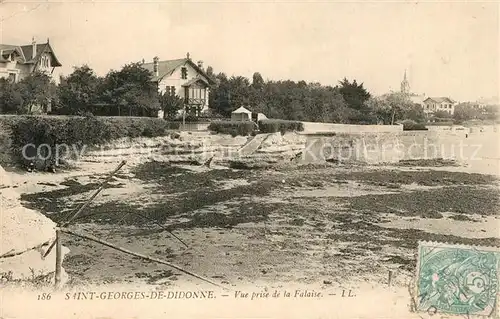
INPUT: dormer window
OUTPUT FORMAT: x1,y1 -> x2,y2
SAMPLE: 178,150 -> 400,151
181,67 -> 187,79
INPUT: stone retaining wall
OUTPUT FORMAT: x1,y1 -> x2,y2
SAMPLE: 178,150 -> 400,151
301,122 -> 403,134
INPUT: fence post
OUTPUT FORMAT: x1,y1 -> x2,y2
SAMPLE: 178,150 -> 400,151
54,229 -> 62,289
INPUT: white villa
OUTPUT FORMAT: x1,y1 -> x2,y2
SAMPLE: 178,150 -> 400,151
142,53 -> 215,118
0,37 -> 62,83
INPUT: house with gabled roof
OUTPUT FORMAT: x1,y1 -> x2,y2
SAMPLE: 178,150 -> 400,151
142,53 -> 215,118
0,37 -> 62,83
423,97 -> 457,115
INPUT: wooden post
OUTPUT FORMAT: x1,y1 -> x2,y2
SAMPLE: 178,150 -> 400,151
182,106 -> 186,130
60,228 -> 228,290
388,270 -> 393,287
43,160 -> 127,258
54,229 -> 62,289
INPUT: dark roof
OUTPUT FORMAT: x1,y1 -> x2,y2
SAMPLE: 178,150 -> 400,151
142,58 -> 215,85
424,97 -> 455,104
0,41 -> 62,67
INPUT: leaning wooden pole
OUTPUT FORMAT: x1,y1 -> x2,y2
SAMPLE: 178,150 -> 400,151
63,160 -> 127,226
44,160 -> 127,258
54,229 -> 62,289
60,228 -> 228,290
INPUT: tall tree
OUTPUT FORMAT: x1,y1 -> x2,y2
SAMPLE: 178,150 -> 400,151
58,65 -> 102,115
17,71 -> 57,114
365,92 -> 416,124
0,78 -> 23,113
337,78 -> 371,112
101,62 -> 160,116
251,72 -> 265,90
453,103 -> 479,122
159,91 -> 184,120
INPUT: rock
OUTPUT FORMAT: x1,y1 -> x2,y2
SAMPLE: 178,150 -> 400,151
0,165 -> 70,284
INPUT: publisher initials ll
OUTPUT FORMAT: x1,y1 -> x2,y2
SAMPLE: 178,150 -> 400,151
341,289 -> 355,297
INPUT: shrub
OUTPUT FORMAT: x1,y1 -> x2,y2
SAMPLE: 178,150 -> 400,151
258,119 -> 304,134
0,115 -> 174,168
208,121 -> 257,136
402,120 -> 428,131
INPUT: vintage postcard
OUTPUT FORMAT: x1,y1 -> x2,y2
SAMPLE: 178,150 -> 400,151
0,0 -> 499,318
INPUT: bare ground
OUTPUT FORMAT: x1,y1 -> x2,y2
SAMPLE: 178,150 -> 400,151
12,160 -> 500,290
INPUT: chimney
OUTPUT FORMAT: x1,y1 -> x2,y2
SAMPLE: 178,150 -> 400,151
153,56 -> 159,76
32,37 -> 37,59
186,52 -> 191,60
197,60 -> 204,70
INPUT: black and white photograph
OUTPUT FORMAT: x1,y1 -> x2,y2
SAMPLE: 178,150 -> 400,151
0,1 -> 499,318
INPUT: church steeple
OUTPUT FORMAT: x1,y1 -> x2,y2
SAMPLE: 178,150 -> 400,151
400,69 -> 410,95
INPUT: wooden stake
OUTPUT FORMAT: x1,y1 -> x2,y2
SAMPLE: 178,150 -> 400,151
60,228 -> 228,290
63,160 -> 127,226
54,229 -> 62,289
43,160 -> 127,258
388,270 -> 393,287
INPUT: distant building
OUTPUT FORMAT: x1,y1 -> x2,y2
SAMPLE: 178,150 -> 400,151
142,53 -> 215,118
476,96 -> 499,108
400,70 -> 411,95
423,97 -> 456,115
400,70 -> 426,108
399,70 -> 456,115
0,37 -> 62,83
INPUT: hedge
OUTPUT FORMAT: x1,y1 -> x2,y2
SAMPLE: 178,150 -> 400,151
207,121 -> 257,137
402,120 -> 428,131
258,119 -> 304,134
0,115 -> 177,167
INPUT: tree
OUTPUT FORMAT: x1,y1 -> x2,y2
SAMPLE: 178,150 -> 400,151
101,62 -> 160,116
0,78 -> 23,113
337,78 -> 371,111
453,103 -> 479,122
58,65 -> 102,115
251,72 -> 265,90
433,110 -> 453,119
17,71 -> 57,114
227,76 -> 251,112
159,91 -> 184,120
365,92 -> 416,125
481,105 -> 500,120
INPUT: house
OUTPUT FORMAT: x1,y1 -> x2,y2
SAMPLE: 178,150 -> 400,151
423,97 -> 457,115
0,37 -> 62,83
142,53 -> 215,118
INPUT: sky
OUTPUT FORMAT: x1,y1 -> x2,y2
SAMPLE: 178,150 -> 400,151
1,0 -> 498,102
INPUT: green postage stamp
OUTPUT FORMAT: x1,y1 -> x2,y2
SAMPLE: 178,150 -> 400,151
416,241 -> 500,317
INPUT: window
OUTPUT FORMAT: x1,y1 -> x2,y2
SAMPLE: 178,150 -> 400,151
171,86 -> 176,96
8,73 -> 16,83
181,67 -> 187,79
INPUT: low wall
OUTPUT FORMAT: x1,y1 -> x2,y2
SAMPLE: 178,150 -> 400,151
178,122 -> 210,131
299,131 -> 448,164
301,122 -> 403,134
